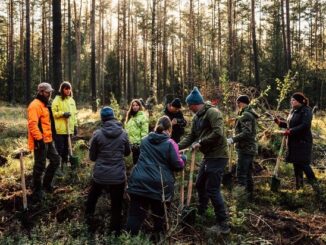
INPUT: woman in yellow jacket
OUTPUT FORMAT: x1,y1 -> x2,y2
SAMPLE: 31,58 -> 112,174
125,99 -> 149,165
51,81 -> 78,167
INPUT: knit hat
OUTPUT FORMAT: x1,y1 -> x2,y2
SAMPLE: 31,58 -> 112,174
292,92 -> 308,105
101,106 -> 115,121
236,95 -> 250,105
185,87 -> 204,105
171,98 -> 182,108
38,83 -> 54,93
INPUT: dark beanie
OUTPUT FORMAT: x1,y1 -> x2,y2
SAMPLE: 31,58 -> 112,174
101,106 -> 115,121
236,95 -> 250,105
292,92 -> 308,105
185,87 -> 204,105
171,98 -> 182,108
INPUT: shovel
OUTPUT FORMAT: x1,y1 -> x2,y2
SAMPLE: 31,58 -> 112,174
66,119 -> 79,168
270,136 -> 286,192
222,144 -> 234,190
19,151 -> 32,228
181,149 -> 197,226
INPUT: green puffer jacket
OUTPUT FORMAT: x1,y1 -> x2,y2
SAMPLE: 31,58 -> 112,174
232,106 -> 259,155
125,111 -> 149,144
51,95 -> 77,135
179,103 -> 228,159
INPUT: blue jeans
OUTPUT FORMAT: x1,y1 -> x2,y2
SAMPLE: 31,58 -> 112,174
236,152 -> 254,193
195,158 -> 228,222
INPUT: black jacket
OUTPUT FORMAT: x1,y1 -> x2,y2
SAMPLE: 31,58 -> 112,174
279,105 -> 313,164
89,119 -> 131,184
163,106 -> 187,143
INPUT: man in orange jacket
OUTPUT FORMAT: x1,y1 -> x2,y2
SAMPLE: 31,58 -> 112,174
28,82 -> 60,202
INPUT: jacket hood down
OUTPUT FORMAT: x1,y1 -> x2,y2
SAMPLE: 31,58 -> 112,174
101,120 -> 124,138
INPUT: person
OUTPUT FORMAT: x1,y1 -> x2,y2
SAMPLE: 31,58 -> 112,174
163,98 -> 187,143
274,92 -> 320,194
85,107 -> 131,235
226,95 -> 258,199
27,82 -> 60,201
126,116 -> 186,236
125,99 -> 149,165
178,87 -> 230,234
51,81 -> 78,168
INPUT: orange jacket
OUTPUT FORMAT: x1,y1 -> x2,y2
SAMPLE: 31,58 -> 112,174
27,98 -> 53,150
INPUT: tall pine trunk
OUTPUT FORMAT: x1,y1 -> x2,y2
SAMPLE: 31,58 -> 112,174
53,0 -> 62,91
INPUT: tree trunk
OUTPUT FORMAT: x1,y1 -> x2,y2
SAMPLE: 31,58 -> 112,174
73,0 -> 82,97
53,0 -> 62,91
25,0 -> 31,103
285,0 -> 291,70
150,0 -> 157,97
67,0 -> 72,84
8,0 -> 14,103
91,0 -> 97,112
251,0 -> 260,88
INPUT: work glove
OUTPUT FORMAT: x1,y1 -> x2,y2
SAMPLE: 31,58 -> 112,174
35,139 -> 45,150
191,141 -> 201,151
63,112 -> 71,118
283,129 -> 291,136
227,138 -> 234,145
74,126 -> 78,136
181,154 -> 187,163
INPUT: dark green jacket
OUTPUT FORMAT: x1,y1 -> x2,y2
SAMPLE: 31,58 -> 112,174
178,103 -> 228,159
232,106 -> 258,155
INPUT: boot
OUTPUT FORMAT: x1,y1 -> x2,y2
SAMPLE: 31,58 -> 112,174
309,179 -> 322,199
295,175 -> 304,190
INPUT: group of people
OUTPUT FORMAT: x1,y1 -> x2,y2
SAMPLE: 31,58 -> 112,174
27,82 -> 321,237
27,81 -> 77,201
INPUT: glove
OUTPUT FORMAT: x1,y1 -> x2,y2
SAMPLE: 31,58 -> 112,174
191,141 -> 201,150
35,139 -> 45,150
74,126 -> 78,136
63,112 -> 71,118
227,138 -> 233,145
283,129 -> 291,136
181,154 -> 187,163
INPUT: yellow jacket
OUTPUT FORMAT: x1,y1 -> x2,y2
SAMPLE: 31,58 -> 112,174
51,95 -> 77,135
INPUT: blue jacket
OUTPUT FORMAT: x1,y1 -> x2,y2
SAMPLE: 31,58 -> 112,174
127,132 -> 185,201
89,119 -> 131,185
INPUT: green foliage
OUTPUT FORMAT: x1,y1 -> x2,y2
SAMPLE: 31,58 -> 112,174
275,71 -> 297,111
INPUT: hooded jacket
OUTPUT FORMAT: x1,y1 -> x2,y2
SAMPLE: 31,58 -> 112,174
51,95 -> 77,134
179,103 -> 228,159
89,119 -> 131,185
127,132 -> 185,201
232,106 -> 259,155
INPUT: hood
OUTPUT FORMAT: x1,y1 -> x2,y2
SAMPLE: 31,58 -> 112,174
147,132 -> 170,145
101,119 -> 124,138
196,103 -> 212,117
242,106 -> 259,118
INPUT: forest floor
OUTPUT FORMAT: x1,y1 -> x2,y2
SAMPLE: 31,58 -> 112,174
0,102 -> 326,244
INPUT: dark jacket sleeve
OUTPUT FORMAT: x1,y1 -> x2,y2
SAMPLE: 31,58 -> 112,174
178,123 -> 196,150
178,113 -> 187,128
200,108 -> 224,146
233,113 -> 254,143
290,108 -> 312,135
124,133 -> 132,156
89,131 -> 99,161
279,121 -> 287,128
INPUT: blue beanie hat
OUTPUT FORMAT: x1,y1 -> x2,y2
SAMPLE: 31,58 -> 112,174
101,106 -> 115,121
185,87 -> 204,105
